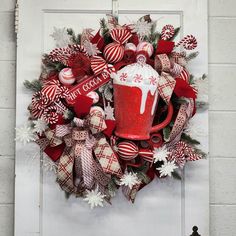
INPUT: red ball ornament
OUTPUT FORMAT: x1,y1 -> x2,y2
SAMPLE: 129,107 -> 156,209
117,141 -> 139,161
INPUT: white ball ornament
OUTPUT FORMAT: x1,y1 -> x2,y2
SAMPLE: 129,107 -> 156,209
86,91 -> 100,104
125,43 -> 137,52
136,42 -> 154,57
59,68 -> 76,86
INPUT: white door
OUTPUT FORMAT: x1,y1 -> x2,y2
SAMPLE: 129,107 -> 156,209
15,0 -> 208,236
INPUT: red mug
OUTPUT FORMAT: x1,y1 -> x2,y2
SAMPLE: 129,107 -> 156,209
112,57 -> 173,140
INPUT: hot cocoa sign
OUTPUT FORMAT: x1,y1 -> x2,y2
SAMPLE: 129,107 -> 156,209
66,72 -> 110,104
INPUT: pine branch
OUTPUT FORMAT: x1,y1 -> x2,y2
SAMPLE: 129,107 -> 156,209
181,133 -> 200,145
67,28 -> 77,44
136,171 -> 151,184
42,54 -> 65,72
172,170 -> 182,180
202,73 -> 207,80
195,101 -> 209,110
163,126 -> 171,142
189,74 -> 195,84
193,147 -> 208,159
99,18 -> 112,45
23,80 -> 42,92
186,51 -> 199,61
168,27 -> 181,41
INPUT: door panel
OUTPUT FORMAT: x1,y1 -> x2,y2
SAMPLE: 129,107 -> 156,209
15,1 -> 208,236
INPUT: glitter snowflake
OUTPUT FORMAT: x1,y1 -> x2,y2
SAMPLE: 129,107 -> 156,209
131,18 -> 152,39
157,161 -> 178,177
33,118 -> 48,136
50,27 -> 72,48
41,156 -> 57,173
99,82 -> 113,102
83,40 -> 101,57
15,124 -> 37,145
119,172 -> 141,189
153,145 -> 170,163
83,187 -> 105,209
104,102 -> 115,120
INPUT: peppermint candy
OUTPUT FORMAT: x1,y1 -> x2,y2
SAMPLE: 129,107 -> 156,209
161,25 -> 175,40
175,35 -> 197,50
48,44 -> 87,66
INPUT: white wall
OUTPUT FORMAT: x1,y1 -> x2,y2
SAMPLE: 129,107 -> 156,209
0,0 -> 235,235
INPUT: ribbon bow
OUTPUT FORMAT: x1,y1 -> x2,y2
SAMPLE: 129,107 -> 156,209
56,107 -> 122,194
110,28 -> 132,45
90,56 -> 115,76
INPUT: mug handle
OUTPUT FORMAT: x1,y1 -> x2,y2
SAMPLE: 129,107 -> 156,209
150,101 -> 173,134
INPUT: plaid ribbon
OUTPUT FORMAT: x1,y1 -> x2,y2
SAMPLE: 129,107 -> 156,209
56,107 -> 121,194
168,141 -> 202,168
167,99 -> 195,147
122,182 -> 142,203
157,72 -> 176,104
94,137 -> 122,176
36,129 -> 62,150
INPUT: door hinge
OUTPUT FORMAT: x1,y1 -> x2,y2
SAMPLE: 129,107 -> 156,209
15,0 -> 19,35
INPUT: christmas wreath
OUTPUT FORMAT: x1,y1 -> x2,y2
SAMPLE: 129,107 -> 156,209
16,15 -> 207,209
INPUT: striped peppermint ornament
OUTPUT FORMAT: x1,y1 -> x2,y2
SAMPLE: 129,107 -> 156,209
104,28 -> 132,63
117,141 -> 139,161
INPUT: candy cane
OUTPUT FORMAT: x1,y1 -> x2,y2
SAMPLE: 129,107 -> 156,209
175,35 -> 197,50
161,25 -> 175,40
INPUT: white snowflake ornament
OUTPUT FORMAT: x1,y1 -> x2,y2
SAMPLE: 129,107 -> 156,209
157,161 -> 178,177
83,187 -> 105,209
33,118 -> 48,136
119,172 -> 141,189
83,40 -> 101,57
131,18 -> 152,39
153,145 -> 170,163
15,124 -> 37,145
50,27 -> 72,48
104,102 -> 115,120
